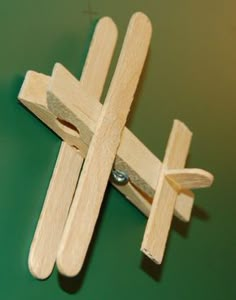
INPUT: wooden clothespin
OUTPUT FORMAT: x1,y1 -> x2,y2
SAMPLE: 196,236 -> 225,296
18,12 -> 214,279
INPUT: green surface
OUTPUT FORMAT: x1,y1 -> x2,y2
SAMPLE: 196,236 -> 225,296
0,0 -> 235,299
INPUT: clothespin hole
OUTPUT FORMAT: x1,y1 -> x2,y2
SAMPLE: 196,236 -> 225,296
56,118 -> 80,137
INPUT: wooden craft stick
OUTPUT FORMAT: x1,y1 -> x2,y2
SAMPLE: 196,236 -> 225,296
56,12 -> 152,277
141,120 -> 192,264
29,144 -> 83,278
27,17 -> 118,279
165,168 -> 214,190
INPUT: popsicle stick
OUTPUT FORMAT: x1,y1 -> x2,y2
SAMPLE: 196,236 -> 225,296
29,144 -> 83,278
56,12 -> 152,277
141,120 -> 192,264
165,168 -> 214,190
28,17 -> 118,279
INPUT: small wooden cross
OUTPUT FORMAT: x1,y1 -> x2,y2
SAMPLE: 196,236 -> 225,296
18,12 -> 213,279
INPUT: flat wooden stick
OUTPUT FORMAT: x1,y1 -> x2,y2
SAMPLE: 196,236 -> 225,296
141,120 -> 192,264
56,12 -> 152,277
29,144 -> 83,278
165,168 -> 214,190
27,17 -> 118,279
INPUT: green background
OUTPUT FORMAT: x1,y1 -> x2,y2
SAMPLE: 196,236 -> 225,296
0,0 -> 235,299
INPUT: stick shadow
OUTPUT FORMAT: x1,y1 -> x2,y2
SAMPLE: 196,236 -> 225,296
57,186 -> 111,294
140,204 -> 210,281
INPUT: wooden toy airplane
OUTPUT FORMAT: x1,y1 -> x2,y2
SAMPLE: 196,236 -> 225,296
18,12 -> 214,279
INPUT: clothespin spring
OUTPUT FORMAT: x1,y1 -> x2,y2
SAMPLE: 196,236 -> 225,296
110,168 -> 129,185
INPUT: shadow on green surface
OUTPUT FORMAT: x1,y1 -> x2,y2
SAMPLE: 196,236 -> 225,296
58,270 -> 86,294
140,204 -> 210,282
173,204 -> 210,238
192,205 -> 210,221
77,17 -> 100,79
57,186 -> 111,294
140,254 -> 165,282
126,49 -> 151,130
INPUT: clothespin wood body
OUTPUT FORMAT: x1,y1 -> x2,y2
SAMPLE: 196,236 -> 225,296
20,69 -> 195,221
18,12 -> 214,279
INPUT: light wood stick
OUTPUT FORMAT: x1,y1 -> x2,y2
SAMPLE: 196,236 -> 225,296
29,144 -> 83,278
56,12 -> 152,277
165,168 -> 214,190
27,17 -> 118,279
141,120 -> 192,264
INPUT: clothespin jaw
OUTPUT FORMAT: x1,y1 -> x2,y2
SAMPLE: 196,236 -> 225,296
18,12 -> 214,279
